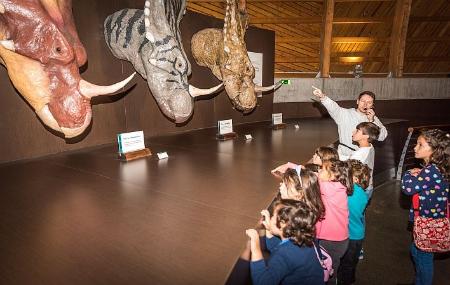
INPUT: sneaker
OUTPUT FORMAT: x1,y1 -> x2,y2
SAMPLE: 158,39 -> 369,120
359,248 -> 364,260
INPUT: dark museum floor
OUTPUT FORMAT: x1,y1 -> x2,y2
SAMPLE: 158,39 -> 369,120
0,118 -> 449,285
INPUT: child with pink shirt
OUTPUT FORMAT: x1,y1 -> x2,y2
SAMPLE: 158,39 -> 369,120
316,159 -> 353,285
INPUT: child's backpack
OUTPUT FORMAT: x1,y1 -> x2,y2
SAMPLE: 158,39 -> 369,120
313,241 -> 333,282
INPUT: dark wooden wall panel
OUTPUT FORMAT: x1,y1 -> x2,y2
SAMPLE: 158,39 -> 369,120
0,1 -> 275,163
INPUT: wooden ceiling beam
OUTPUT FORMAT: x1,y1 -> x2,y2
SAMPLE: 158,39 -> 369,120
275,37 -> 450,43
388,0 -> 412,77
249,17 -> 390,24
409,16 -> 450,22
319,0 -> 335,77
276,37 -> 388,43
275,56 -> 450,63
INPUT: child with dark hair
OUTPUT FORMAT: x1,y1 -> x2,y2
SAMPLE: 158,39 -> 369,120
340,121 -> 380,198
246,200 -> 325,285
277,168 -> 325,225
337,159 -> 371,285
316,159 -> 353,285
401,128 -> 450,285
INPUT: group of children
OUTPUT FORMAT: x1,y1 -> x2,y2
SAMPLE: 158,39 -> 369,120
244,125 -> 450,285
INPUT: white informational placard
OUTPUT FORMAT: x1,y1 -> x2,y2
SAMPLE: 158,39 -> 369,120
245,134 -> 253,140
218,119 -> 233,135
294,124 -> 300,129
248,51 -> 263,97
157,152 -> 169,160
117,131 -> 145,154
272,113 -> 283,125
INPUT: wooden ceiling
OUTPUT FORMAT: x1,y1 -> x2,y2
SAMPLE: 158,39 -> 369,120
186,0 -> 450,77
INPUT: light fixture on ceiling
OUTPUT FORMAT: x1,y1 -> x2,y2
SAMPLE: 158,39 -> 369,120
340,56 -> 364,63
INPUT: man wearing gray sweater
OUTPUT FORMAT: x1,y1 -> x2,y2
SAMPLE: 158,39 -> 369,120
312,88 -> 388,157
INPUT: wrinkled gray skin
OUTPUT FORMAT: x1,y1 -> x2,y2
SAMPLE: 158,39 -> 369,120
105,0 -> 214,123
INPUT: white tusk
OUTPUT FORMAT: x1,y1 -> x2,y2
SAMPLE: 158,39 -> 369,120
189,83 -> 223,98
79,72 -> 135,98
61,111 -> 92,138
254,80 -> 283,93
35,105 -> 62,133
0,40 -> 15,51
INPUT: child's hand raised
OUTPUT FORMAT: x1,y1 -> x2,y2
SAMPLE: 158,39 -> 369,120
261,210 -> 271,230
245,229 -> 259,241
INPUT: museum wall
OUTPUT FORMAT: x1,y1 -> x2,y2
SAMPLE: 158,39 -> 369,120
274,99 -> 450,125
0,0 -> 275,163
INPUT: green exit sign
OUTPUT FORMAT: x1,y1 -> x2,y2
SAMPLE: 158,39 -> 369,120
281,79 -> 291,85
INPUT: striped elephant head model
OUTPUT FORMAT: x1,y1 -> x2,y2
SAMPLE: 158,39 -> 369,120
104,0 -> 222,123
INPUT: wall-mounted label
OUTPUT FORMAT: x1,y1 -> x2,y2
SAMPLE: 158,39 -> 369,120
272,113 -> 283,125
157,152 -> 169,160
245,134 -> 253,140
117,131 -> 145,154
248,51 -> 263,98
218,119 -> 233,135
281,79 -> 291,85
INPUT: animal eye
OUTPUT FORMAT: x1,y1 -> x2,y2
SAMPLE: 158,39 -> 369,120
56,47 -> 62,53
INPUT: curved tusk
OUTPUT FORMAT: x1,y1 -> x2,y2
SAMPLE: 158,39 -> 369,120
0,40 -> 15,52
254,80 -> 283,93
61,110 -> 92,138
35,105 -> 62,133
189,83 -> 223,98
79,72 -> 136,98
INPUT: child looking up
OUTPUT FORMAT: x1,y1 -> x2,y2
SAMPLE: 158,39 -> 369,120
246,200 -> 325,285
340,122 -> 380,198
277,168 -> 325,225
316,159 -> 353,285
337,159 -> 371,285
401,129 -> 450,285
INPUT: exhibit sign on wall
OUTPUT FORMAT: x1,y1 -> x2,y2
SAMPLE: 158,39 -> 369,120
248,51 -> 263,97
117,131 -> 146,154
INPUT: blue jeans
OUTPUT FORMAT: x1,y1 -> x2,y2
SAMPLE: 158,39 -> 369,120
410,243 -> 434,285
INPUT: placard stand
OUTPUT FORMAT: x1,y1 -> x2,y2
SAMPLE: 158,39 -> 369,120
119,148 -> 152,161
216,132 -> 237,141
271,123 -> 287,130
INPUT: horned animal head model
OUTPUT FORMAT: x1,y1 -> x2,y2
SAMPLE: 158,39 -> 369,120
0,0 -> 135,138
191,0 -> 281,113
104,0 -> 222,123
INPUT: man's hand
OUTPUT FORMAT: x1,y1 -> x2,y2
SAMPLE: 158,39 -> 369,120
366,108 -> 375,122
312,86 -> 325,99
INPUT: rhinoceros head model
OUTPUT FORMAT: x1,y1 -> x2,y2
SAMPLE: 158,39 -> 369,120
191,0 -> 281,113
0,0 -> 135,138
104,0 -> 222,123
